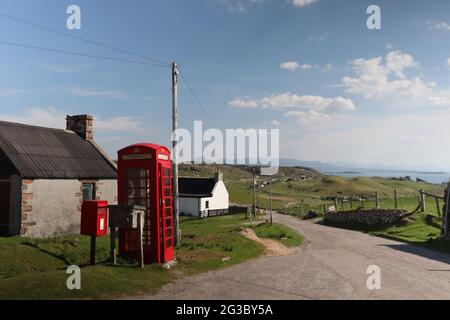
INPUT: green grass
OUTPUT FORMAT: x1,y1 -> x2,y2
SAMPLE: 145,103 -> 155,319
180,164 -> 445,217
322,211 -> 449,254
182,163 -> 448,254
0,214 -> 265,300
251,223 -> 303,247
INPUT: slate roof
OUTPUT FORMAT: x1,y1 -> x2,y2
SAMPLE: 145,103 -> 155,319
179,177 -> 216,198
0,120 -> 117,179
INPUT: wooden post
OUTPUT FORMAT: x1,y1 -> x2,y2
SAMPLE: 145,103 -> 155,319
375,192 -> 380,209
419,190 -> 426,212
443,182 -> 450,239
258,175 -> 261,214
334,198 -> 338,209
90,236 -> 96,266
340,198 -> 344,211
110,226 -> 117,265
435,197 -> 441,217
393,189 -> 397,209
269,176 -> 273,226
350,198 -> 353,209
323,204 -> 326,214
252,167 -> 256,218
137,211 -> 144,269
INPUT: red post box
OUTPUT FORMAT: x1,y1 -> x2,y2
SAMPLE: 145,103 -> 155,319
117,143 -> 175,264
81,200 -> 108,237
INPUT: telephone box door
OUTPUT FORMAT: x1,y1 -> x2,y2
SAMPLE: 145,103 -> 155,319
159,163 -> 174,262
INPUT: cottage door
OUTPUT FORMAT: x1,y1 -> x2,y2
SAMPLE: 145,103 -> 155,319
0,178 -> 10,227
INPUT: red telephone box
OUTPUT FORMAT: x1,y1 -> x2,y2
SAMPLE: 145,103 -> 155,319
117,143 -> 174,263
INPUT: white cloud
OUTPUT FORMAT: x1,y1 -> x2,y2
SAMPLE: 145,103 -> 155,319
280,61 -> 301,71
280,111 -> 450,170
0,107 -> 145,133
67,87 -> 126,99
385,50 -> 419,78
290,0 -> 318,7
0,107 -> 65,129
398,136 -> 433,144
447,58 -> 450,66
280,61 -> 315,71
285,110 -> 331,123
229,92 -> 355,112
323,64 -> 333,72
272,120 -> 280,126
427,21 -> 450,31
223,0 -> 264,13
341,50 -> 436,104
342,50 -> 450,108
96,116 -> 146,132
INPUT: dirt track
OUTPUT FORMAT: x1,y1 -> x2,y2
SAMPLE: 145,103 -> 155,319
137,213 -> 450,300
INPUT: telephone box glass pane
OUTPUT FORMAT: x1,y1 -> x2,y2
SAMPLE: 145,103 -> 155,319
164,168 -> 170,177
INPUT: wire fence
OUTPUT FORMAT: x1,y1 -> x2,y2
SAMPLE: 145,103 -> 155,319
274,189 -> 446,220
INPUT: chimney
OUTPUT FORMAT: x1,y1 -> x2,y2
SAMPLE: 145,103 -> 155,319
66,115 -> 94,140
215,170 -> 223,182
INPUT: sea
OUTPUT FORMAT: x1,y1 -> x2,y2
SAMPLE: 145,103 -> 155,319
326,170 -> 450,185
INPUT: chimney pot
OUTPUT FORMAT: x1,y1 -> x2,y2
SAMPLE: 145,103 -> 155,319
215,170 -> 223,182
66,115 -> 94,140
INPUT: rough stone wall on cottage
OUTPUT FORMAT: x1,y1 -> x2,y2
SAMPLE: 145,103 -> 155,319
95,180 -> 117,205
21,179 -> 117,238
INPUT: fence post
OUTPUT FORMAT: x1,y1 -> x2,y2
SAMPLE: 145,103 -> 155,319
340,198 -> 344,210
435,197 -> 441,217
335,198 -> 338,209
350,198 -> 353,209
375,192 -> 380,209
394,189 -> 398,209
419,189 -> 426,212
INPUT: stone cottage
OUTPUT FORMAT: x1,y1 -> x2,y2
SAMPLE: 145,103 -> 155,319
0,115 -> 117,237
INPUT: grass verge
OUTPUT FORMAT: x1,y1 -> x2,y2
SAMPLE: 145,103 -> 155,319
0,213 -> 301,299
322,211 -> 449,254
251,222 -> 303,247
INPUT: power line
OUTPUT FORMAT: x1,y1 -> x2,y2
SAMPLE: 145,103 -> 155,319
179,69 -> 216,127
0,12 -> 171,67
0,40 -> 170,68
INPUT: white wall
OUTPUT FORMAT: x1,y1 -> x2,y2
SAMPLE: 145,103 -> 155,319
179,197 -> 200,217
201,181 -> 229,211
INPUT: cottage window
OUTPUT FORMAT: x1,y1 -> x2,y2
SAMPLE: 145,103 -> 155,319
82,183 -> 95,201
205,201 -> 209,209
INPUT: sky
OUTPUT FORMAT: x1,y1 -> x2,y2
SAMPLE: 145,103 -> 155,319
1,0 -> 450,170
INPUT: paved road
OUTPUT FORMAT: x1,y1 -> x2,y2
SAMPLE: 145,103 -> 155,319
143,213 -> 450,300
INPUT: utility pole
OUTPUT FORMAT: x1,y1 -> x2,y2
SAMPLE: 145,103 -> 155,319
252,167 -> 256,218
269,176 -> 273,225
172,62 -> 180,247
258,174 -> 261,214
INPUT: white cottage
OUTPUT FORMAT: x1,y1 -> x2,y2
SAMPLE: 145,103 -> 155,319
179,172 -> 229,218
